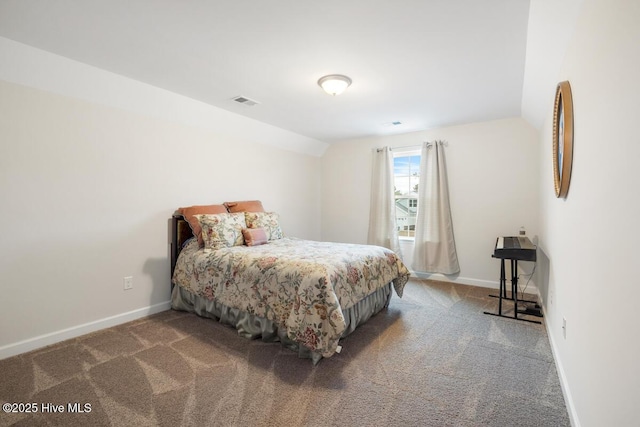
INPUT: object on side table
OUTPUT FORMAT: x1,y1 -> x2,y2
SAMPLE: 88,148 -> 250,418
484,236 -> 541,324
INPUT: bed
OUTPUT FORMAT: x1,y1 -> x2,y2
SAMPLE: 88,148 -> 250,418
170,202 -> 410,364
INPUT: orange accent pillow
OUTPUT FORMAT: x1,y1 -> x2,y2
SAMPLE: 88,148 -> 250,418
177,204 -> 228,246
242,228 -> 268,246
224,200 -> 265,213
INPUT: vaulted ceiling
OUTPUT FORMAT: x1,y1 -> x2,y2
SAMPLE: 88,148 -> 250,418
0,0 -> 531,143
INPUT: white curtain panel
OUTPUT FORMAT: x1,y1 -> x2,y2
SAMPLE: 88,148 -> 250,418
412,141 -> 460,274
367,147 -> 402,258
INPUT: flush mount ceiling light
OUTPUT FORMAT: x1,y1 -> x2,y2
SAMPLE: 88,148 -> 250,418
317,74 -> 352,96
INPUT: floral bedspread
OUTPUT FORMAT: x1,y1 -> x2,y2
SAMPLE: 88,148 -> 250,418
172,238 -> 410,358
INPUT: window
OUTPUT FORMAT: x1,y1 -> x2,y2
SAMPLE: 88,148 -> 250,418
393,150 -> 421,238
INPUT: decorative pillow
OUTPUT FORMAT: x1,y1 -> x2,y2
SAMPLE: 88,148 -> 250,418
195,213 -> 246,250
244,212 -> 284,241
224,200 -> 265,213
242,228 -> 268,246
177,204 -> 228,246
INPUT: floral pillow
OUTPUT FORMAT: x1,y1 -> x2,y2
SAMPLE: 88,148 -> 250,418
195,213 -> 246,250
177,204 -> 228,247
244,212 -> 284,241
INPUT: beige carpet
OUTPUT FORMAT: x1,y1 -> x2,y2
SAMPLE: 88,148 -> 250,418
0,279 -> 569,426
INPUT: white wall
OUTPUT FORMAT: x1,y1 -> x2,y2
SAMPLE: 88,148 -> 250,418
321,117 -> 540,288
526,0 -> 640,426
0,37 -> 329,157
521,0 -> 584,130
0,44 -> 322,358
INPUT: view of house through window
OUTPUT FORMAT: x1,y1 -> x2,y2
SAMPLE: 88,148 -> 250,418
393,150 -> 421,238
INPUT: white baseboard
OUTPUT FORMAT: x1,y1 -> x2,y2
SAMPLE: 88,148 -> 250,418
0,301 -> 171,360
411,271 -> 540,295
538,295 -> 580,427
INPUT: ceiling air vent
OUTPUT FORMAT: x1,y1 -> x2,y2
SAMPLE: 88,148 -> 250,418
232,96 -> 260,107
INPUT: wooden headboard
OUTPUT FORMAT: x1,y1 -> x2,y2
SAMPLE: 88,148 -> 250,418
170,214 -> 193,278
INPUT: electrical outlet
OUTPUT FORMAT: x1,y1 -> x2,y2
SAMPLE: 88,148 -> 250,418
123,276 -> 133,290
562,317 -> 567,339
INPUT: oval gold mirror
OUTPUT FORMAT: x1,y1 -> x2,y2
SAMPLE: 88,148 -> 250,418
553,81 -> 574,198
